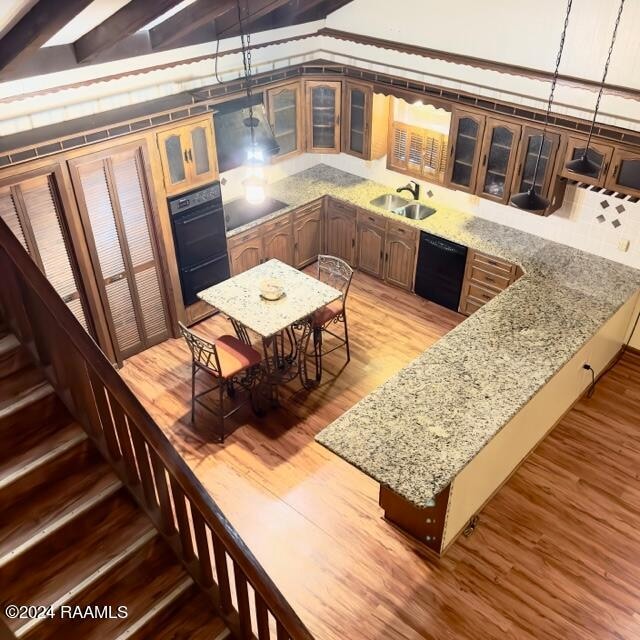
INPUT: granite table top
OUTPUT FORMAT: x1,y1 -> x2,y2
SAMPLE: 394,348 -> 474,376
198,259 -> 341,338
226,165 -> 640,507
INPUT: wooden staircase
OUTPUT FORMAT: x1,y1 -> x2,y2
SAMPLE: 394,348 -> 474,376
0,329 -> 229,640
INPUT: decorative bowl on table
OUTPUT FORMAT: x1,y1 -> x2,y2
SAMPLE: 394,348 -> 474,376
259,278 -> 285,301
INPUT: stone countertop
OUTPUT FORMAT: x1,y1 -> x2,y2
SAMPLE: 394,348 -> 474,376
227,165 -> 640,507
198,259 -> 341,338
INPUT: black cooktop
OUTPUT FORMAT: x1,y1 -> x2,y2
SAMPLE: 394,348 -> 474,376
224,197 -> 288,232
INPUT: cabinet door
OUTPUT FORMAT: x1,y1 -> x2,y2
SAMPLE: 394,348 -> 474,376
187,122 -> 218,185
262,216 -> 294,266
476,119 -> 521,203
384,232 -> 417,291
445,109 -> 486,193
561,137 -> 614,186
0,172 -> 92,332
305,81 -> 341,153
157,128 -> 190,196
343,81 -> 372,159
511,127 -> 561,205
294,206 -> 323,268
228,236 -> 262,275
357,223 -> 385,278
606,148 -> 640,197
325,203 -> 356,266
70,144 -> 171,363
267,81 -> 303,161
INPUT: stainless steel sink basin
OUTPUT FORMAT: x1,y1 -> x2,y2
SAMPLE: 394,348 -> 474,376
396,202 -> 437,220
369,194 -> 410,210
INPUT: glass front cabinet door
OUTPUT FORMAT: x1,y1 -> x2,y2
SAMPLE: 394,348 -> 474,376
267,81 -> 303,161
445,108 -> 486,193
476,118 -> 521,203
606,148 -> 640,197
561,136 -> 614,186
343,81 -> 372,159
305,81 -> 341,153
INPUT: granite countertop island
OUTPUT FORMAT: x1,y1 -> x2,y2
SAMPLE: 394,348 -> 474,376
227,165 -> 640,508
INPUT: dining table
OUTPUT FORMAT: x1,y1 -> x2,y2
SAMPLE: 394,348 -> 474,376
197,259 -> 342,401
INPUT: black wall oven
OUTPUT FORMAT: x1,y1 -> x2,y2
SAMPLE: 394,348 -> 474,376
169,182 -> 230,306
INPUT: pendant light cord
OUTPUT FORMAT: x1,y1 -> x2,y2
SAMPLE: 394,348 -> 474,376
529,0 -> 573,188
583,0 -> 626,151
237,0 -> 256,147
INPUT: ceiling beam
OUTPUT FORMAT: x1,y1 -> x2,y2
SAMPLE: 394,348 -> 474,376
73,0 -> 186,63
0,0 -> 94,74
215,0 -> 294,38
149,0 -> 236,50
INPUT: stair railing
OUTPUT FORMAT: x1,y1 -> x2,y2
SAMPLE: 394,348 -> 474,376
0,218 -> 313,640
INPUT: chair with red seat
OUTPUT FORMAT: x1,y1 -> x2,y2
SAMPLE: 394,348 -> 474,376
179,322 -> 263,442
308,255 -> 353,379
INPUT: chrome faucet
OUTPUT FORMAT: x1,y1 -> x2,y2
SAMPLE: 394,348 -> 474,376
396,180 -> 420,200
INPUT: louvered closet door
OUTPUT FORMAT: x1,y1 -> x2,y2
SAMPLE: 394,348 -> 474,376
72,146 -> 170,361
0,175 -> 90,330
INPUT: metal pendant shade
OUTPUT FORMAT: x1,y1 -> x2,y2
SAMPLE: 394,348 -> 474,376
565,0 -> 626,178
510,0 -> 574,212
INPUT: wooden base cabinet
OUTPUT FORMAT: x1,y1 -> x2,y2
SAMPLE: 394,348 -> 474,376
293,200 -> 324,268
384,221 -> 418,291
262,215 -> 294,265
228,226 -> 264,275
357,210 -> 386,278
325,199 -> 357,266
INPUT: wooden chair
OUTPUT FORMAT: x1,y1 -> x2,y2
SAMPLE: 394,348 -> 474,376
179,322 -> 262,443
309,255 -> 353,377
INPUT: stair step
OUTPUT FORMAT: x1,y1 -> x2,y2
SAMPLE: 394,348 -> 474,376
0,362 -> 45,406
22,537 -> 192,640
0,420 -> 87,490
0,381 -> 54,427
125,584 -> 230,640
0,489 -> 156,637
0,440 -> 122,567
0,333 -> 30,379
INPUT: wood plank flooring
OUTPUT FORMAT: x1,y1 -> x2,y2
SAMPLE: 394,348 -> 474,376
122,270 -> 640,640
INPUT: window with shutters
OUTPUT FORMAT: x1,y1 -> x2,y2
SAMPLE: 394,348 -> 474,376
70,144 -> 171,363
387,122 -> 447,183
0,174 -> 91,332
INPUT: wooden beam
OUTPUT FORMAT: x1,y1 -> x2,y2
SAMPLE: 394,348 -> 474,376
149,0 -> 236,50
73,0 -> 186,63
0,0 -> 94,74
215,0 -> 295,38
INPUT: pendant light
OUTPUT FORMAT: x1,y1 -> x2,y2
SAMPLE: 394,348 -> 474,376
565,0 -> 626,177
237,0 -> 266,205
511,0 -> 574,212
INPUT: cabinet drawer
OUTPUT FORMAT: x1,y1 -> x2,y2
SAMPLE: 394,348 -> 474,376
459,297 -> 484,316
466,282 -> 499,304
261,212 -> 292,234
471,250 -> 514,277
469,265 -> 511,291
329,198 -> 357,217
186,300 -> 215,326
293,199 -> 323,219
387,219 -> 419,241
227,227 -> 262,249
357,209 -> 386,229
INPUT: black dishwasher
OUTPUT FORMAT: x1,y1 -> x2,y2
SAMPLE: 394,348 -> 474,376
414,232 -> 468,311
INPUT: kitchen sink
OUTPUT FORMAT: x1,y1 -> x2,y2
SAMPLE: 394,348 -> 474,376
396,202 -> 437,220
369,194 -> 410,210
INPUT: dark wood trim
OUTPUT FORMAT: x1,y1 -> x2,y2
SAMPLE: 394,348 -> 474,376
318,27 -> 640,102
73,0 -> 186,63
0,0 -> 94,75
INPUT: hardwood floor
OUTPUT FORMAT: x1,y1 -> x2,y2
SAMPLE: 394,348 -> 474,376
122,270 -> 640,640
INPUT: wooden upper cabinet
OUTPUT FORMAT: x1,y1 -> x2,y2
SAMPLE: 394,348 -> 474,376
0,169 -> 93,334
343,81 -> 372,159
305,81 -> 341,153
476,118 -> 521,204
157,117 -> 218,196
560,136 -> 614,186
293,202 -> 323,268
325,199 -> 356,266
445,108 -> 486,193
69,143 -> 171,363
605,147 -> 640,197
267,81 -> 303,162
511,128 -> 561,201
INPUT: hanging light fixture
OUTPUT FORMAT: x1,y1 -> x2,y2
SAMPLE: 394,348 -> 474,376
237,0 -> 266,205
565,0 -> 626,177
511,0 -> 574,212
